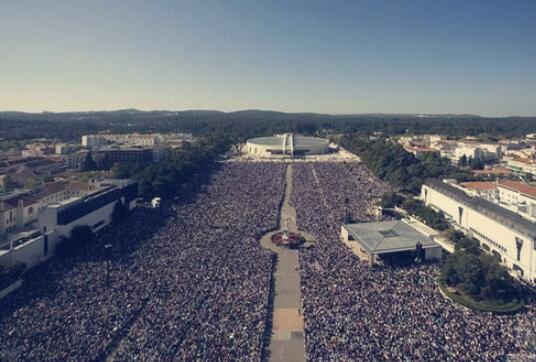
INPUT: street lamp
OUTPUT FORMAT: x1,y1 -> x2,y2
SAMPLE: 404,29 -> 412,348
104,243 -> 112,288
344,197 -> 350,224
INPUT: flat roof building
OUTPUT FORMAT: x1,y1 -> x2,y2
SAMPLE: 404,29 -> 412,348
422,179 -> 536,284
341,220 -> 442,265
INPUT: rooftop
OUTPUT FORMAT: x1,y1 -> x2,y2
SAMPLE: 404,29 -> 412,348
0,181 -> 97,211
343,220 -> 438,254
425,179 -> 536,239
405,146 -> 439,153
498,180 -> 536,199
461,181 -> 497,191
473,167 -> 512,176
247,134 -> 329,148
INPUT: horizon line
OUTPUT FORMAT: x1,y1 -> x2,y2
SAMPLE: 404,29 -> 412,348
1,108 -> 536,119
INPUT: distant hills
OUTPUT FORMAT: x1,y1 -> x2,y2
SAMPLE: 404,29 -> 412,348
0,109 -> 489,120
0,109 -> 535,143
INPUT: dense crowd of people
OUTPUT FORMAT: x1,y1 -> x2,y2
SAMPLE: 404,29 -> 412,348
2,159 -> 536,361
293,161 -> 536,361
0,163 -> 285,361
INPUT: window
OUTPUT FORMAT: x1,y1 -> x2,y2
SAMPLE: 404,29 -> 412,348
515,237 -> 523,261
92,220 -> 105,229
28,207 -> 34,214
513,264 -> 524,276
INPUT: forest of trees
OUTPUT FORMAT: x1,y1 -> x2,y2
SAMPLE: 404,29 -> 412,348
131,135 -> 230,200
1,110 -> 536,149
340,135 -> 476,194
441,231 -> 517,303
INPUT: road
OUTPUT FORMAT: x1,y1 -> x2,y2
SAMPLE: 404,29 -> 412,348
259,164 -> 311,362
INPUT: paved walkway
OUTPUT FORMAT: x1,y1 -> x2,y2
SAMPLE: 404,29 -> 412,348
259,164 -> 312,362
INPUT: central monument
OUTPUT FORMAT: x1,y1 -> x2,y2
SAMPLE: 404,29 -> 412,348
270,228 -> 305,249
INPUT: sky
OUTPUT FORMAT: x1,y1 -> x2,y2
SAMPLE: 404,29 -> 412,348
1,0 -> 535,116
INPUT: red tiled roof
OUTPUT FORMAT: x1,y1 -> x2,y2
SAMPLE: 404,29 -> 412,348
498,180 -> 536,199
473,167 -> 512,175
461,181 -> 497,191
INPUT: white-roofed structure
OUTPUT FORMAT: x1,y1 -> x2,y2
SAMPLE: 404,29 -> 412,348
341,220 -> 442,265
246,133 -> 329,157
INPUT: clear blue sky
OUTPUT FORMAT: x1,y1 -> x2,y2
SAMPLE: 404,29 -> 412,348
1,0 -> 535,116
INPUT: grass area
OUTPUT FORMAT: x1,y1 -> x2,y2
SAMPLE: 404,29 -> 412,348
438,278 -> 524,314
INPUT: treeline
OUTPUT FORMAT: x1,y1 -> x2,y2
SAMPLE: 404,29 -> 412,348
55,225 -> 95,257
341,135 -> 475,194
2,110 -> 536,146
441,231 -> 517,303
402,198 -> 450,231
131,136 -> 230,200
0,262 -> 26,290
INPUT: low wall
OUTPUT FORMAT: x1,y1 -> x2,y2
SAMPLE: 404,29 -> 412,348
0,235 -> 49,269
0,279 -> 23,300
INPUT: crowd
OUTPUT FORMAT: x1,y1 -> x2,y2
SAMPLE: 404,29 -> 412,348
0,162 -> 285,361
2,158 -> 536,361
293,161 -> 536,361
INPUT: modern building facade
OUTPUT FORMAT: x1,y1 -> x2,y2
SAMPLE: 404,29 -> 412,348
81,135 -> 106,149
246,133 -> 329,157
422,179 -> 536,284
0,181 -> 98,236
340,220 -> 442,265
0,182 -> 139,269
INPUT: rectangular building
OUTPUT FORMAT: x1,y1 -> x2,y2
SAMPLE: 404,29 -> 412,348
340,220 -> 442,265
422,179 -> 536,284
0,181 -> 98,236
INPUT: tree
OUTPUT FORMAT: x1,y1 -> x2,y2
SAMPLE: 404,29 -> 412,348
468,156 -> 484,170
340,136 -> 469,195
111,200 -> 128,225
133,136 -> 230,201
380,192 -> 404,208
42,173 -> 54,183
0,262 -> 26,290
2,174 -> 17,191
480,254 -> 512,299
99,154 -> 113,170
442,248 -> 516,301
82,152 -> 97,171
55,236 -> 73,257
111,162 -> 132,179
455,236 -> 481,255
458,155 -> 468,168
138,179 -> 153,200
447,251 -> 485,295
444,229 -> 465,243
56,225 -> 96,256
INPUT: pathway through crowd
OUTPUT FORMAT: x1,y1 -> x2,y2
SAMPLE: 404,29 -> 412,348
260,164 -> 312,362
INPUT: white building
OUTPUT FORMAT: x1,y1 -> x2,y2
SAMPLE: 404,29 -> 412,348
39,191 -> 116,239
81,135 -> 106,149
497,180 -> 536,218
0,181 -> 98,236
438,140 -> 501,163
0,182 -> 139,269
340,220 -> 442,265
504,158 -> 536,176
55,143 -> 78,155
101,133 -> 163,147
246,134 -> 329,157
422,179 -> 536,284
455,142 -> 500,162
